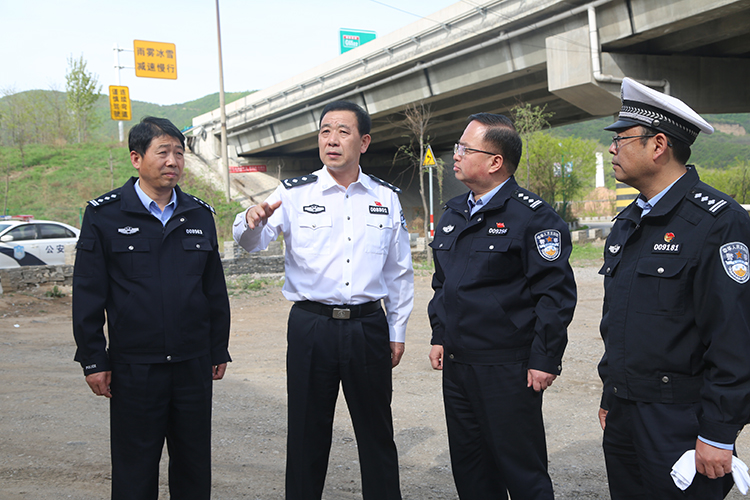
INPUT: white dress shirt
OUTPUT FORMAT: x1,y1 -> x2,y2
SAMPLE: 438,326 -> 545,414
233,166 -> 414,343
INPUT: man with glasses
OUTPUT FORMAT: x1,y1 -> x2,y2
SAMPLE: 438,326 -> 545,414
428,113 -> 577,499
597,77 -> 750,499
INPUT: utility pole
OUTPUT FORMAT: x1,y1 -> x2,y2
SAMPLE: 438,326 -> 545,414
113,43 -> 126,143
216,0 -> 230,202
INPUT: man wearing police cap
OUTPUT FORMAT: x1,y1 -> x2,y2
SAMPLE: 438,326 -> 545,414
598,77 -> 750,498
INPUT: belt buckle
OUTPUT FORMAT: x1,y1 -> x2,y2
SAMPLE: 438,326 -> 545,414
332,308 -> 351,319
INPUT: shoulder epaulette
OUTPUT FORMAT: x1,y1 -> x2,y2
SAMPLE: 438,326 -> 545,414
687,187 -> 730,216
190,195 -> 216,214
87,188 -> 122,208
368,174 -> 401,193
511,189 -> 544,211
282,174 -> 318,189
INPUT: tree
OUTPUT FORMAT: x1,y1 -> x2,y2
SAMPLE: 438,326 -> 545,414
511,102 -> 554,189
44,85 -> 73,144
66,55 -> 101,143
697,160 -> 750,204
0,87 -> 34,167
515,132 -> 599,222
391,102 -> 444,264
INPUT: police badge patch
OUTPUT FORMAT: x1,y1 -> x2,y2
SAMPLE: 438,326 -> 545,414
13,245 -> 25,261
303,204 -> 325,214
720,242 -> 749,284
535,230 -> 562,261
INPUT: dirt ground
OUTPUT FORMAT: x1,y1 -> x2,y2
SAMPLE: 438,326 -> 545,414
2,266 -> 749,499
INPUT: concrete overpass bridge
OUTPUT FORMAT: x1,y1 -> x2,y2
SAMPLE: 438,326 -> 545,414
190,0 -> 750,210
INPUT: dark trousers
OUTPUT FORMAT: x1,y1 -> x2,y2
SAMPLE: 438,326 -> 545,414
285,305 -> 401,500
443,358 -> 554,500
603,398 -> 734,500
109,356 -> 213,500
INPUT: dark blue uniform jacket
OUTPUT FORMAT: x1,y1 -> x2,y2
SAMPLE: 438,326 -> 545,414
428,176 -> 577,374
599,167 -> 750,444
72,177 -> 231,376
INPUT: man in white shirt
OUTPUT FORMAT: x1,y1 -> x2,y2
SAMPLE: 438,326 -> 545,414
233,100 -> 414,500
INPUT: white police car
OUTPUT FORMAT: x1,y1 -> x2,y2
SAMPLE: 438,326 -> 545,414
0,218 -> 80,268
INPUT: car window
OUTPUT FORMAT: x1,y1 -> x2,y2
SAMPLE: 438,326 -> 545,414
6,225 -> 37,241
0,224 -> 10,232
38,223 -> 75,239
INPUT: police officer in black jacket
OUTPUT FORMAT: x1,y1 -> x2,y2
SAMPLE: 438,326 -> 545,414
72,117 -> 231,500
598,78 -> 750,499
428,113 -> 577,499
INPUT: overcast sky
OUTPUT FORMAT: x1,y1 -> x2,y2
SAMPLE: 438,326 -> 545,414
1,0 -> 460,106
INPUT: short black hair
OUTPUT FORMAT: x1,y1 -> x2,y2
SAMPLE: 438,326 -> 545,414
639,126 -> 691,164
128,116 -> 185,156
319,101 -> 371,137
467,113 -> 523,174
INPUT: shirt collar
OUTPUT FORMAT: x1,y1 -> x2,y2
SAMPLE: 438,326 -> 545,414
467,179 -> 509,214
134,179 -> 177,212
319,165 -> 367,192
639,172 -> 685,217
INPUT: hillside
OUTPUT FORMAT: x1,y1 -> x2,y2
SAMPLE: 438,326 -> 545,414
0,142 -> 245,242
555,115 -> 750,169
92,90 -> 254,141
0,89 -> 254,145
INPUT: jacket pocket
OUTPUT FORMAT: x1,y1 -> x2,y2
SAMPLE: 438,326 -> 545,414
112,238 -> 151,278
182,237 -> 212,275
632,256 -> 688,315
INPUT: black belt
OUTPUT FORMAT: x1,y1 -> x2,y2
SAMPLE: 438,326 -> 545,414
295,300 -> 382,320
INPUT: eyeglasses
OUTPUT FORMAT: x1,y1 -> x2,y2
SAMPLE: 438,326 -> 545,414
454,143 -> 498,158
610,134 -> 656,150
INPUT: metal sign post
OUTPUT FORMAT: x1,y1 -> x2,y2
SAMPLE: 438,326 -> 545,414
423,145 -> 437,238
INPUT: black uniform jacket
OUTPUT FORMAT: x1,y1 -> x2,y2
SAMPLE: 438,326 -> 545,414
598,167 -> 750,444
72,177 -> 231,376
428,176 -> 577,374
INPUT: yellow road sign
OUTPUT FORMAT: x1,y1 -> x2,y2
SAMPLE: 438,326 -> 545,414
422,145 -> 437,166
108,86 -> 132,121
133,40 -> 177,79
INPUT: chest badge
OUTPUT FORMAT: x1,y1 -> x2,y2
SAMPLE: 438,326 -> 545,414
608,244 -> 621,255
118,226 -> 139,235
488,222 -> 508,236
369,202 -> 389,215
720,242 -> 750,284
442,225 -> 455,234
664,232 -> 675,242
303,204 -> 325,214
535,229 -> 562,261
186,228 -> 203,235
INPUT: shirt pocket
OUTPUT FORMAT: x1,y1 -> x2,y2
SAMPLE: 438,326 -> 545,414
295,213 -> 333,254
632,256 -> 688,315
182,237 -> 212,275
365,214 -> 393,254
112,238 -> 151,278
